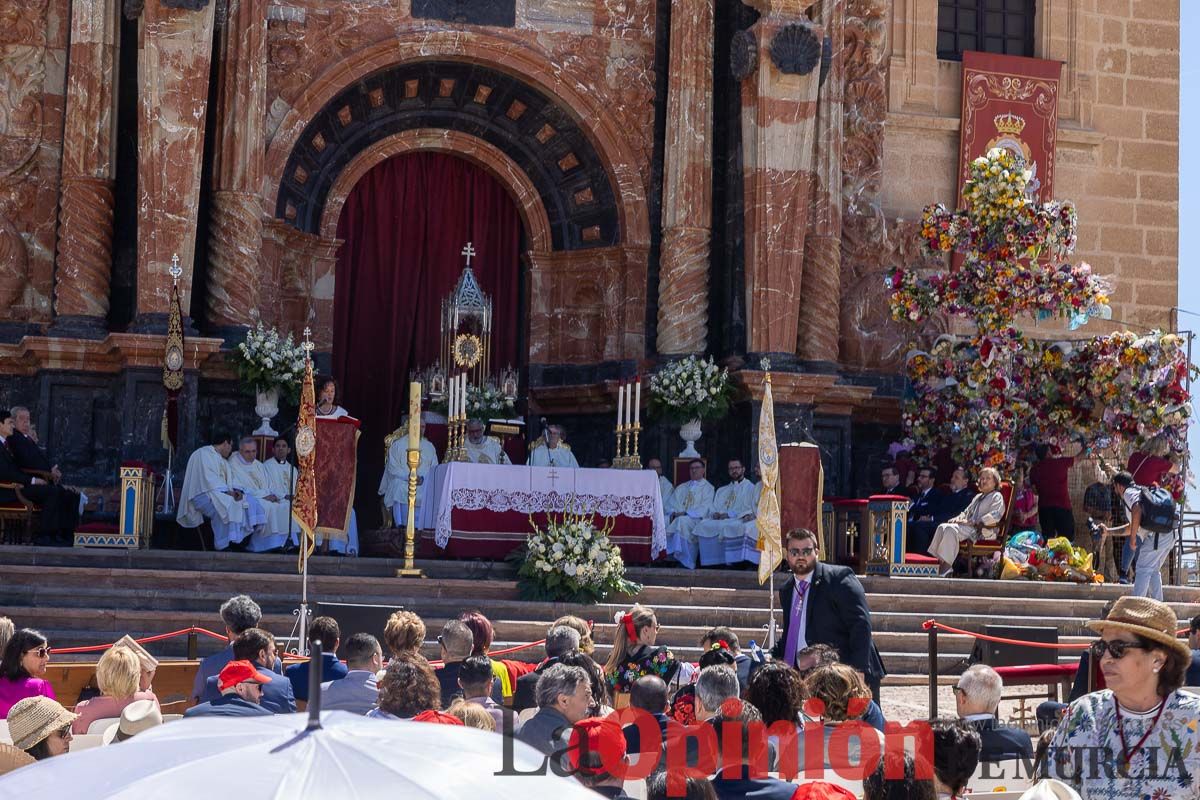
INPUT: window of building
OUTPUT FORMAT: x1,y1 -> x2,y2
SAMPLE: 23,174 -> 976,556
937,0 -> 1037,61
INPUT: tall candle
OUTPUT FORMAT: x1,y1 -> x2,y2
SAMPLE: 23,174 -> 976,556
459,374 -> 467,419
448,375 -> 456,422
634,378 -> 641,425
624,383 -> 631,427
408,383 -> 421,446
616,381 -> 625,429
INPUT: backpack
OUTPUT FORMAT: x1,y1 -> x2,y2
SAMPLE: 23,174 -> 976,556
1137,485 -> 1177,537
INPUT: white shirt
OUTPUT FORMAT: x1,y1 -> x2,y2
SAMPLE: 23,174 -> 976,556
791,573 -> 812,651
528,444 -> 579,469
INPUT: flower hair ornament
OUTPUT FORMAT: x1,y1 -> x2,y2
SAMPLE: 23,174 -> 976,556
710,640 -> 730,652
615,611 -> 638,640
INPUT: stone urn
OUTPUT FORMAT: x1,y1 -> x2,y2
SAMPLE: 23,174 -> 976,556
253,386 -> 280,436
678,417 -> 703,458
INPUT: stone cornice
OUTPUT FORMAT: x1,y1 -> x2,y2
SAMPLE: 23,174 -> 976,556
0,334 -> 226,376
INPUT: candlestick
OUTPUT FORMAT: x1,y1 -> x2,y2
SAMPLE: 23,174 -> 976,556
630,422 -> 642,470
616,380 -> 625,430
399,380 -> 425,579
634,378 -> 641,425
408,382 -> 421,445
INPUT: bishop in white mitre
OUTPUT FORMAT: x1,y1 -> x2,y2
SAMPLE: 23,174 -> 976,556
379,417 -> 439,527
464,420 -> 511,465
177,433 -> 265,550
665,459 -> 715,568
226,437 -> 293,552
527,424 -> 579,468
693,459 -> 760,566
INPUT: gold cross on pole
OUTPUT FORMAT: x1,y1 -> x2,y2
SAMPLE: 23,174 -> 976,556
168,254 -> 182,287
302,326 -> 314,355
461,242 -> 475,267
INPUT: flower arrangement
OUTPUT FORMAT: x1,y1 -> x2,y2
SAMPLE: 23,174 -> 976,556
229,323 -> 306,403
648,356 -> 734,426
430,384 -> 516,421
511,507 -> 642,604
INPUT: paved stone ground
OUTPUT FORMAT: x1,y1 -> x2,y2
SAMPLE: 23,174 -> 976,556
881,681 -> 1044,736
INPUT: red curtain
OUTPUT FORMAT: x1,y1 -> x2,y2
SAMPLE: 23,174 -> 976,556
333,152 -> 521,520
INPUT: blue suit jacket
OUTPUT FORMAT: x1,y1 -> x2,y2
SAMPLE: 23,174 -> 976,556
709,772 -> 798,800
286,653 -> 348,701
191,644 -> 283,701
1187,651 -> 1200,686
203,667 -> 296,714
184,695 -> 273,718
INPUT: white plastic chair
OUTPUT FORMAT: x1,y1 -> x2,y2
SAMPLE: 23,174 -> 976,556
517,707 -> 538,726
0,720 -> 10,745
86,717 -> 120,736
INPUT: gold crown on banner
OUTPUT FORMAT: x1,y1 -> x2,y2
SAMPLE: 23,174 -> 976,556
993,112 -> 1027,136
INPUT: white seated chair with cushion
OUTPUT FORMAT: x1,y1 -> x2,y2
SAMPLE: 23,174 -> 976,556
69,733 -> 105,752
0,720 -> 10,745
86,717 -> 121,736
970,758 -> 1034,794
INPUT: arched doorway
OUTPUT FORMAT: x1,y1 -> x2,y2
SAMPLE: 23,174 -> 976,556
332,151 -> 523,520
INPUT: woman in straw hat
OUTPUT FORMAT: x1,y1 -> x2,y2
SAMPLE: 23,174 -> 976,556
6,695 -> 78,761
1046,596 -> 1200,799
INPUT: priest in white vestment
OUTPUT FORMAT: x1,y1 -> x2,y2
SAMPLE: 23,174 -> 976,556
379,418 -> 439,527
177,433 -> 265,550
665,459 -> 715,568
227,437 -> 295,552
648,457 -> 674,514
527,424 -> 579,468
692,459 -> 761,566
464,420 -> 511,465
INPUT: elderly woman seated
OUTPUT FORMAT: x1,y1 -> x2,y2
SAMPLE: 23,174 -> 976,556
927,466 -> 1006,577
1046,596 -> 1200,799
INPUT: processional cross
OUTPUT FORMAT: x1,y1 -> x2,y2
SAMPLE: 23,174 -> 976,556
461,242 -> 475,267
169,253 -> 182,287
302,326 -> 314,356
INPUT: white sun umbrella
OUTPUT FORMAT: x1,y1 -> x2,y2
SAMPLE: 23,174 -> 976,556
0,711 -> 602,798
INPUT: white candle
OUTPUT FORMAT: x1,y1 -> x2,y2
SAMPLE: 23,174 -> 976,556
616,381 -> 624,429
460,374 -> 468,419
625,383 -> 632,427
634,378 -> 641,425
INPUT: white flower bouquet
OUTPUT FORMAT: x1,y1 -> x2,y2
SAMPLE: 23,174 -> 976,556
229,323 -> 306,403
513,507 -> 641,604
648,355 -> 733,426
431,384 -> 516,421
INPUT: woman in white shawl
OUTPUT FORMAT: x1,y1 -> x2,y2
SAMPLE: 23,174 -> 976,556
928,466 -> 1006,576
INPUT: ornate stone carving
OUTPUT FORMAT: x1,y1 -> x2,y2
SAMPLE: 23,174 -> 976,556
769,22 -> 821,76
0,213 -> 28,311
730,30 -> 758,80
54,177 -> 114,319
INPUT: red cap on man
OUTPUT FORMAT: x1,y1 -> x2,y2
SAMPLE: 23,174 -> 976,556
217,659 -> 273,692
411,710 -> 464,726
567,717 -> 627,776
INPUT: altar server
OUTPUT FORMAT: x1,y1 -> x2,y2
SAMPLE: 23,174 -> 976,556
379,417 -> 438,527
648,458 -> 674,513
262,437 -> 297,520
691,459 -> 760,567
226,437 -> 294,552
464,420 -> 510,465
177,431 -> 265,550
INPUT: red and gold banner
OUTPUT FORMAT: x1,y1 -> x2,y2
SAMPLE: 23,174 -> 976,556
958,51 -> 1062,206
316,417 -> 360,539
292,356 -> 318,567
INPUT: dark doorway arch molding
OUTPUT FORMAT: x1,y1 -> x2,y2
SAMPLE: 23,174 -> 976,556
276,60 -> 620,251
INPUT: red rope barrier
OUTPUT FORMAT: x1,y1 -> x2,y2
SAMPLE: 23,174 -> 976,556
282,638 -> 550,666
922,619 -> 1189,650
50,626 -> 228,655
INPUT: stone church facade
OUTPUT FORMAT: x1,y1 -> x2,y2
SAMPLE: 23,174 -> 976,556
0,0 -> 1179,505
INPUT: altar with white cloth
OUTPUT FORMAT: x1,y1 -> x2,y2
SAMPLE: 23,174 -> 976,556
421,462 -> 666,563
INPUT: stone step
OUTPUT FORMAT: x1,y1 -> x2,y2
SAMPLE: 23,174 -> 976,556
3,546 -> 1197,602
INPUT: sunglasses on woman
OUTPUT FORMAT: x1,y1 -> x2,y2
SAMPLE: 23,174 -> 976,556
26,646 -> 50,658
1089,640 -> 1146,659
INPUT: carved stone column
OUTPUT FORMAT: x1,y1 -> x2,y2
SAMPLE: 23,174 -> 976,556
797,0 -> 845,365
655,0 -> 714,355
740,1 -> 823,355
51,0 -> 120,338
132,0 -> 217,332
207,0 -> 268,331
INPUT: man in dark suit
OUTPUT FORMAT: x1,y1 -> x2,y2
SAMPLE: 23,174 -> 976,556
434,619 -> 474,707
201,628 -> 295,714
0,408 -> 80,543
186,660 -> 274,718
955,664 -> 1032,762
907,466 -> 945,554
8,407 -> 55,477
284,616 -> 347,702
936,467 -> 975,522
770,528 -> 885,703
513,624 -> 581,712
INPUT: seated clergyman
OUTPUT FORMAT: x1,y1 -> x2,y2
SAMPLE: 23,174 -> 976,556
378,417 -> 438,526
648,457 -> 674,512
464,420 -> 510,465
527,424 -> 579,469
177,430 -> 266,550
665,459 -> 714,566
226,436 -> 295,553
688,458 -> 760,568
